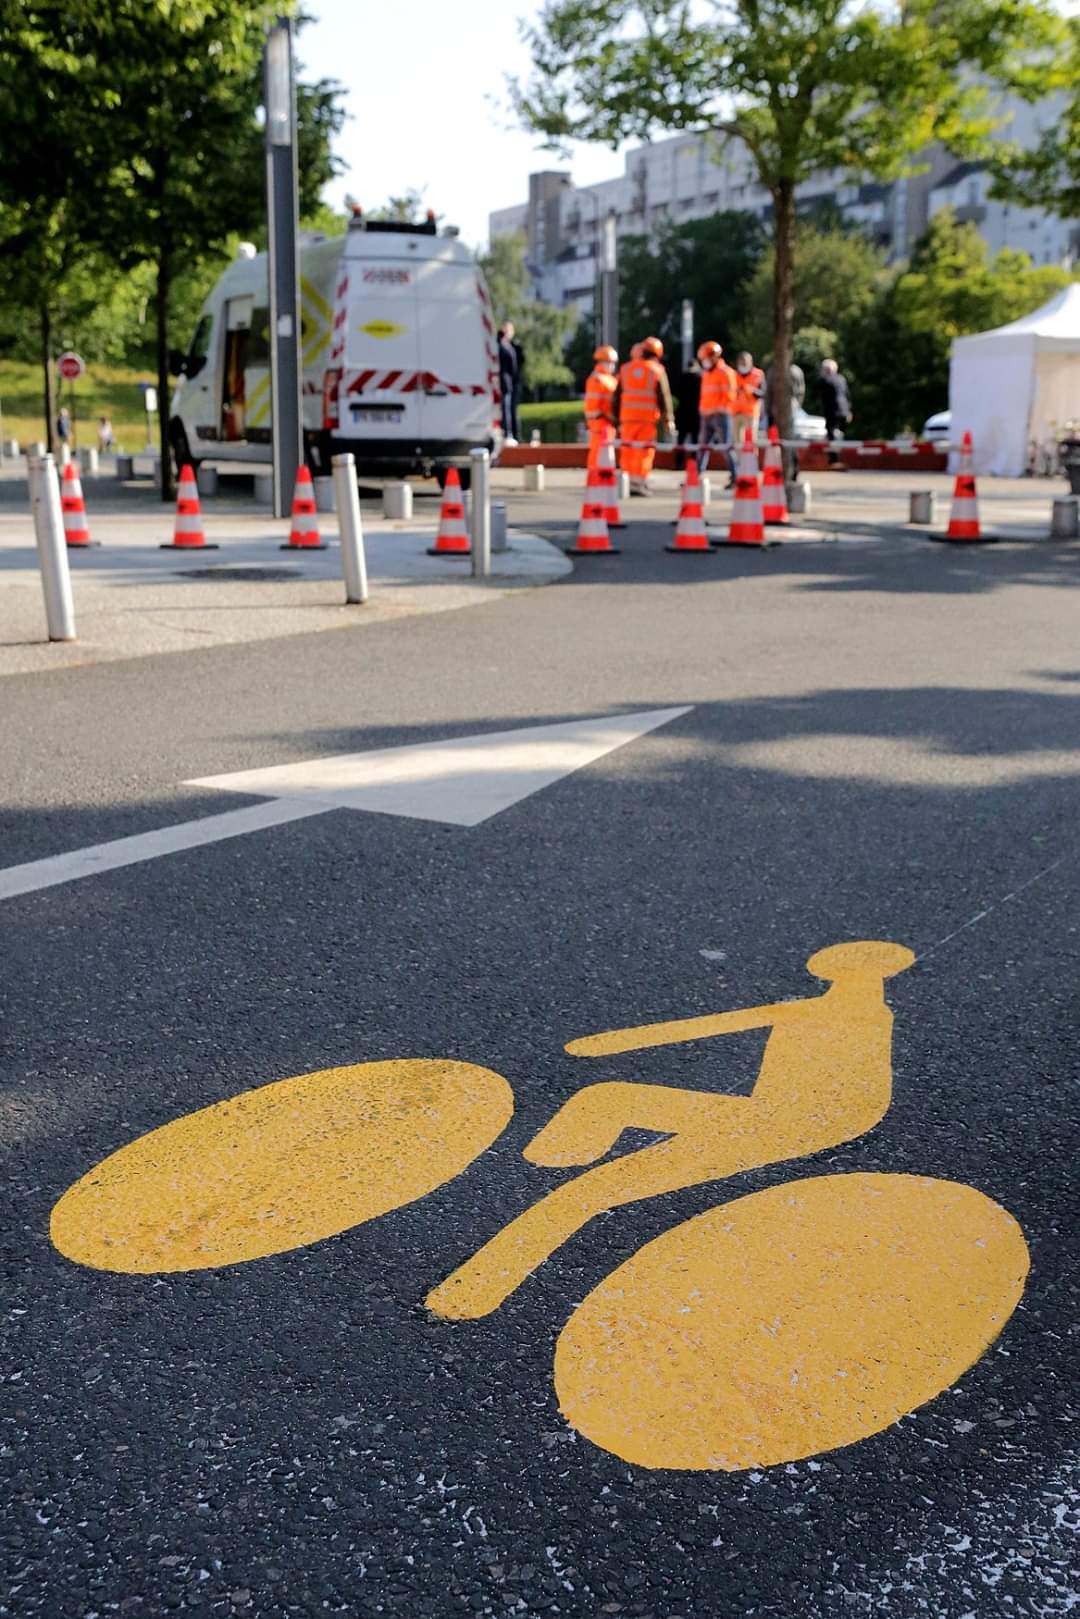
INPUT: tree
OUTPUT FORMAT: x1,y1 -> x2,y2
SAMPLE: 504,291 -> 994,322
842,211 -> 1075,435
742,223 -> 885,366
477,233 -> 575,396
366,189 -> 436,224
989,13 -> 1080,220
84,5 -> 345,498
512,0 -> 1063,463
616,210 -> 765,363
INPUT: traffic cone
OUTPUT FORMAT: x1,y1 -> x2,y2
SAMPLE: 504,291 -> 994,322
427,467 -> 470,556
61,462 -> 93,547
762,426 -> 789,525
665,459 -> 711,553
715,430 -> 770,548
160,464 -> 218,550
568,495 -> 618,555
281,465 -> 326,550
936,431 -> 993,543
593,441 -> 625,529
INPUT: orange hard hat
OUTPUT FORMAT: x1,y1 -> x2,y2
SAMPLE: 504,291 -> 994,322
697,340 -> 722,363
641,335 -> 664,359
593,345 -> 618,364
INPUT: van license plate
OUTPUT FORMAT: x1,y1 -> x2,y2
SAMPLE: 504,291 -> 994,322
350,405 -> 403,424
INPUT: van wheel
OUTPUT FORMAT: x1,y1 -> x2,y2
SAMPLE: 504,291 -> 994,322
436,465 -> 470,493
169,423 -> 196,477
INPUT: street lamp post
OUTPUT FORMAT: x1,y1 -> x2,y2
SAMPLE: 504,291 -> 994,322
599,209 -> 618,351
264,16 -> 302,520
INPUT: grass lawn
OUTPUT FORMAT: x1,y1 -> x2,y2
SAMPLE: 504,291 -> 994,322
0,360 -> 158,450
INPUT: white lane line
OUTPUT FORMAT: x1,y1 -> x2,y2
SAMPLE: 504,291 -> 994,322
916,847 -> 1077,963
0,798 -> 329,902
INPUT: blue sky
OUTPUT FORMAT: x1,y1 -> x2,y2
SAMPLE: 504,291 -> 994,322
297,0 -> 633,249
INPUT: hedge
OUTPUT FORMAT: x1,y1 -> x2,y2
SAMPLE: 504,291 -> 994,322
518,400 -> 584,444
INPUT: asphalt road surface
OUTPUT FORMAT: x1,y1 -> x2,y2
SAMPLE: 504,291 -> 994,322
3,514 -> 1079,1617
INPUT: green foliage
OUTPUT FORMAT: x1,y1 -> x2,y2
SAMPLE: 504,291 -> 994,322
511,0 -> 1064,437
617,210 -> 766,360
476,233 -> 576,397
842,210 -> 1076,435
792,326 -> 838,377
518,400 -> 583,443
744,225 -> 886,363
989,14 -> 1080,220
0,359 -> 155,447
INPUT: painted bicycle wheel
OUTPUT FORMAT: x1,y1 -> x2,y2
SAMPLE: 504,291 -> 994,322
554,1171 -> 1028,1471
51,1059 -> 514,1273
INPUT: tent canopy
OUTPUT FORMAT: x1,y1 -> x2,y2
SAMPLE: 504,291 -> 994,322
949,283 -> 1080,476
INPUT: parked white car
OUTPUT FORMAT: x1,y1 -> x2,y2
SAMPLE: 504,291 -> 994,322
793,406 -> 827,439
922,410 -> 951,442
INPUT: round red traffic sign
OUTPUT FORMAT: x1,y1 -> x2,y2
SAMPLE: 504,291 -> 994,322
57,351 -> 85,381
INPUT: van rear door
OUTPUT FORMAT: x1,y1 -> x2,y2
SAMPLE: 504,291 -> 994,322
414,259 -> 493,444
342,257 -> 421,441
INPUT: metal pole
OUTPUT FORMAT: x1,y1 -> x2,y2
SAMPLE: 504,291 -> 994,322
264,16 -> 302,520
600,211 -> 618,350
681,299 -> 694,373
470,449 -> 491,579
332,453 -> 369,603
29,455 -> 76,641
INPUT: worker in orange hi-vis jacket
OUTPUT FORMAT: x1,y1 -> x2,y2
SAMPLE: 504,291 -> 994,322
618,335 -> 675,496
695,340 -> 737,477
584,345 -> 619,469
731,350 -> 766,475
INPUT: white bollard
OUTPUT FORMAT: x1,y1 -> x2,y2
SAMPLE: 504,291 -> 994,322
491,501 -> 508,554
25,441 -> 45,459
332,453 -> 368,604
909,490 -> 935,525
523,463 -> 545,492
254,471 -> 273,504
1050,497 -> 1079,539
197,465 -> 219,497
787,481 -> 812,515
617,470 -> 630,501
382,481 -> 413,520
79,446 -> 99,478
470,449 -> 491,579
28,456 -> 76,642
701,476 -> 712,506
3,437 -> 19,459
314,475 -> 335,513
115,453 -> 134,480
530,429 -> 541,446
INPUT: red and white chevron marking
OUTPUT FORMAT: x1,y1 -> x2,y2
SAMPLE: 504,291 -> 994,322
329,270 -> 349,368
344,369 -> 487,398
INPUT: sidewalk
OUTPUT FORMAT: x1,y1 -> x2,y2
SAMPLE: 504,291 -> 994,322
0,461 -> 570,675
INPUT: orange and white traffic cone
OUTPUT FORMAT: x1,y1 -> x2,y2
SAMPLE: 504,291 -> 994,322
937,431 -> 992,543
281,465 -> 326,550
593,440 -> 625,529
61,462 -> 93,548
427,467 -> 471,556
665,459 -> 711,553
568,494 -> 618,555
715,430 -> 770,548
762,426 -> 789,525
160,464 -> 218,550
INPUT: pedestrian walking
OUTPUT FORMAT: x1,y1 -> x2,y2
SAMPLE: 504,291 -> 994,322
57,405 -> 71,446
764,361 -> 806,428
818,359 -> 852,466
695,341 -> 736,477
497,323 -> 520,443
97,415 -> 115,454
731,352 -> 765,475
618,336 -> 675,496
584,345 -> 618,469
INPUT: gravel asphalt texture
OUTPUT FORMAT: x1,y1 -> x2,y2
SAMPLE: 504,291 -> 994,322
2,512 -> 1079,1617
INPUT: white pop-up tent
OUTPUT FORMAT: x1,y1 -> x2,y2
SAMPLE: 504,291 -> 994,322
949,282 -> 1080,476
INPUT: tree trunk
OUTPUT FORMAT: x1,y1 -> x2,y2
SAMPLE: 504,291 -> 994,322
155,250 -> 175,503
772,179 -> 796,482
41,304 -> 56,455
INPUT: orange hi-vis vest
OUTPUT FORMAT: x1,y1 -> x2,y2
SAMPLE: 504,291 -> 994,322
619,358 -> 661,423
734,366 -> 765,415
699,361 -> 736,416
584,368 -> 617,426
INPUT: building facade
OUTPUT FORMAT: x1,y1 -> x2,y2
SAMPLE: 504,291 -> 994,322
490,95 -> 1077,325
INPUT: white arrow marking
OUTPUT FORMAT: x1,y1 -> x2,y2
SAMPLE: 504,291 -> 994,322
0,708 -> 692,901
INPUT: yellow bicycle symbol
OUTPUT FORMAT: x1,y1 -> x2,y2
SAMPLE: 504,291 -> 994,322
51,941 -> 1028,1472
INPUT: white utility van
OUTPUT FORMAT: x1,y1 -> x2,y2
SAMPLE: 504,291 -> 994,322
169,215 -> 502,483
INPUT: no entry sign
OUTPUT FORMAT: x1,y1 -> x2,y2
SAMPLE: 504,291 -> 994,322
57,351 -> 85,381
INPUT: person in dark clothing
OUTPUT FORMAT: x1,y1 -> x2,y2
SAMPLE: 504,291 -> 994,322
510,334 -> 525,438
818,359 -> 851,465
497,322 -> 520,442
